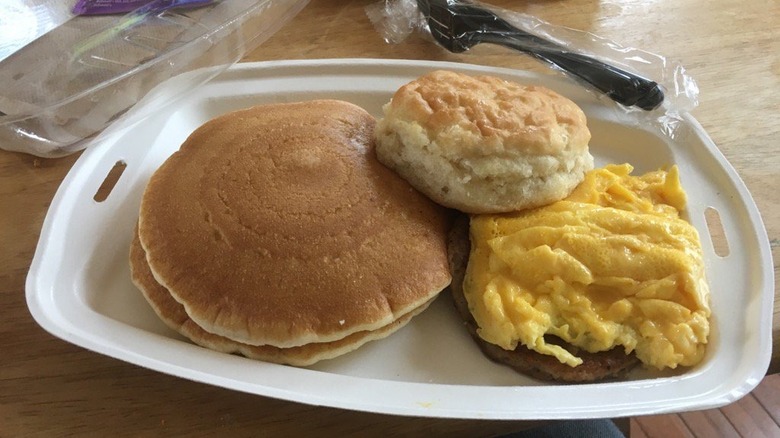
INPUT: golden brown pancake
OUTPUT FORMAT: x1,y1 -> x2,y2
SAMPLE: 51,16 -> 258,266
447,215 -> 639,382
130,232 -> 432,366
137,100 -> 451,348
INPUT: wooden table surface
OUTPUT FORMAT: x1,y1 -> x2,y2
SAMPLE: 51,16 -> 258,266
1,0 -> 777,435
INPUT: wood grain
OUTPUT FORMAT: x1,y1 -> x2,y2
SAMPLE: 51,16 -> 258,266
720,389 -> 780,437
633,413 -> 696,438
631,374 -> 780,438
1,0 -> 778,436
753,372 -> 780,425
679,410 -> 740,438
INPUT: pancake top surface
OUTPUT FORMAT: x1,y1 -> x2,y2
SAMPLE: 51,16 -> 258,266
138,100 -> 451,347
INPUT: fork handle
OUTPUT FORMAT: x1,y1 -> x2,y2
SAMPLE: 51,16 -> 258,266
479,32 -> 665,110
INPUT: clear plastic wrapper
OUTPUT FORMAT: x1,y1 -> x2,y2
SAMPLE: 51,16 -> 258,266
366,0 -> 699,137
72,0 -> 215,16
0,0 -> 309,157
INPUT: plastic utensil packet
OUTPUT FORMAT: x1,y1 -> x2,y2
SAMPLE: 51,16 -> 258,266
73,0 -> 213,16
365,0 -> 699,137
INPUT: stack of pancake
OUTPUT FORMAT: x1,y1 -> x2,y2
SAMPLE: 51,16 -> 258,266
131,100 -> 452,366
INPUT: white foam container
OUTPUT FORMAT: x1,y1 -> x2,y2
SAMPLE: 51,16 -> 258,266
26,59 -> 774,420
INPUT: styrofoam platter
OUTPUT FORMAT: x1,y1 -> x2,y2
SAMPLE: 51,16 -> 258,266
26,59 -> 774,419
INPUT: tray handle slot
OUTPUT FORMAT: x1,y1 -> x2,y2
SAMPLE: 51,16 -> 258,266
704,206 -> 730,257
93,160 -> 127,202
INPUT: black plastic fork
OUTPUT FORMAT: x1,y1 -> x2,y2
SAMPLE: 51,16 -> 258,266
416,0 -> 665,110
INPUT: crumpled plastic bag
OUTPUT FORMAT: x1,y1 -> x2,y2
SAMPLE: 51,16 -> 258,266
366,0 -> 699,136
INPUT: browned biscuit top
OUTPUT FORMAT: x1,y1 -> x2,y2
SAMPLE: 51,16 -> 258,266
138,100 -> 451,348
374,70 -> 594,214
386,70 -> 591,157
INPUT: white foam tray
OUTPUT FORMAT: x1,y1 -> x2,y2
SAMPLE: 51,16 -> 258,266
27,59 -> 774,420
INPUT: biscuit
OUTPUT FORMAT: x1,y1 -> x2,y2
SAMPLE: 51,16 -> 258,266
375,70 -> 594,213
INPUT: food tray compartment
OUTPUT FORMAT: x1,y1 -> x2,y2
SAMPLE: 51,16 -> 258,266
26,59 -> 774,419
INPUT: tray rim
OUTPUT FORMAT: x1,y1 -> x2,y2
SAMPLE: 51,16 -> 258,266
26,58 -> 775,420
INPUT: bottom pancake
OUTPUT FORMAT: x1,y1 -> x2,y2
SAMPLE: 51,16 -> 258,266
130,231 -> 432,366
447,215 -> 639,383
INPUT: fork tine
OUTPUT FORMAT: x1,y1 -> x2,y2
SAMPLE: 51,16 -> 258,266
413,0 -> 664,109
415,0 -> 431,16
416,0 -> 469,52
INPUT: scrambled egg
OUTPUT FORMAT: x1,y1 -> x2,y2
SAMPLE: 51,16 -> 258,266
463,164 -> 711,370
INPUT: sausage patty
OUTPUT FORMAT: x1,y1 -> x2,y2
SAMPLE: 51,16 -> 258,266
447,214 -> 639,383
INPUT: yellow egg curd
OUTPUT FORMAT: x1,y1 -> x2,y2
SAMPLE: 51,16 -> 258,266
463,164 -> 710,369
